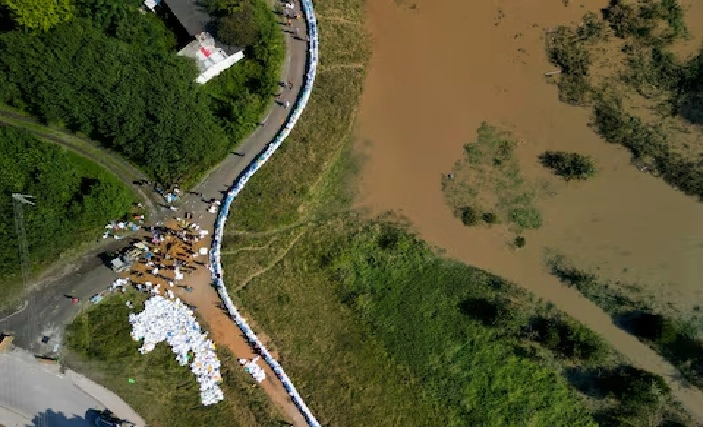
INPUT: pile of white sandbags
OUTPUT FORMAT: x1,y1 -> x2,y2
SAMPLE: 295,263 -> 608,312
240,357 -> 266,383
129,295 -> 224,406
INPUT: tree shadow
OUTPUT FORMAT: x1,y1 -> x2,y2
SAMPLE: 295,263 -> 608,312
27,408 -> 97,427
458,297 -> 508,327
563,364 -> 666,400
614,309 -> 703,387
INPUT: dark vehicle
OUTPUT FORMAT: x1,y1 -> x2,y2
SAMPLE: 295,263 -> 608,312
94,409 -> 135,427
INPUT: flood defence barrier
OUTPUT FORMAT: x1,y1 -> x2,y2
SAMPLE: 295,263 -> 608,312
209,1 -> 320,426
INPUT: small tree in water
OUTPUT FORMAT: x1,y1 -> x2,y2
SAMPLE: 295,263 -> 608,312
539,151 -> 596,181
460,207 -> 479,226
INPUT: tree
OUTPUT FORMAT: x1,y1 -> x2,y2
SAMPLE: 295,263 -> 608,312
215,3 -> 259,48
482,212 -> 497,224
539,151 -> 596,181
0,0 -> 74,32
459,207 -> 479,226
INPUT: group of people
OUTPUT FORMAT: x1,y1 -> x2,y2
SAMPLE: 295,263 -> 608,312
124,220 -> 209,300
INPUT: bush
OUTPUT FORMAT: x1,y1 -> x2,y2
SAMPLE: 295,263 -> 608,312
546,26 -> 592,104
514,235 -> 526,248
482,211 -> 497,224
527,316 -> 608,362
509,207 -> 543,229
216,7 -> 259,48
547,255 -> 703,388
592,96 -> 703,199
539,151 -> 597,181
459,206 -> 479,226
602,0 -> 687,44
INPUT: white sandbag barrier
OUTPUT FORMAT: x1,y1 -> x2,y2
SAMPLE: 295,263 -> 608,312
208,0 -> 321,425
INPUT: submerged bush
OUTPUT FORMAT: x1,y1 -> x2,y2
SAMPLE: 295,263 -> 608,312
539,151 -> 597,181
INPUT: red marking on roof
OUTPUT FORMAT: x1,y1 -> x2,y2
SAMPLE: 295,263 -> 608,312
200,47 -> 211,57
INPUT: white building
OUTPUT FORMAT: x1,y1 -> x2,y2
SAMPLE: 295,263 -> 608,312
178,32 -> 245,84
144,0 -> 244,84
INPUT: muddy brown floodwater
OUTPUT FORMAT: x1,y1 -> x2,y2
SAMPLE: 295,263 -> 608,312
355,0 -> 703,420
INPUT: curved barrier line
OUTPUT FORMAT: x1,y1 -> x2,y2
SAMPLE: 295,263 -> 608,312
209,1 -> 320,426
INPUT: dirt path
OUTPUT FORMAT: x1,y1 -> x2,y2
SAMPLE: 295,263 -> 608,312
354,0 -> 703,421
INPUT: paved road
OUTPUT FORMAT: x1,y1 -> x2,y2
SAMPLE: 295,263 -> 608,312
0,1 -> 309,423
0,348 -> 145,427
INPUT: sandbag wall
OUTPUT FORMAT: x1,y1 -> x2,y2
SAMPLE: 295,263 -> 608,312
209,1 -> 320,426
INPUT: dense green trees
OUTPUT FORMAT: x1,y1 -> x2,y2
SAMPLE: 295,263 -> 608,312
0,126 -> 134,291
0,18 -> 227,186
0,0 -> 74,32
539,151 -> 597,181
0,0 -> 283,186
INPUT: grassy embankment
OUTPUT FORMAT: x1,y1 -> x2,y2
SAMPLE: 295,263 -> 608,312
0,126 -> 136,309
64,291 -> 287,427
219,0 -> 690,425
546,0 -> 703,198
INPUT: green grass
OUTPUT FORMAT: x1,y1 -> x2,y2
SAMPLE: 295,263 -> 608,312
225,214 -> 691,425
64,291 -> 287,427
442,123 -> 543,231
232,220 -> 602,426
